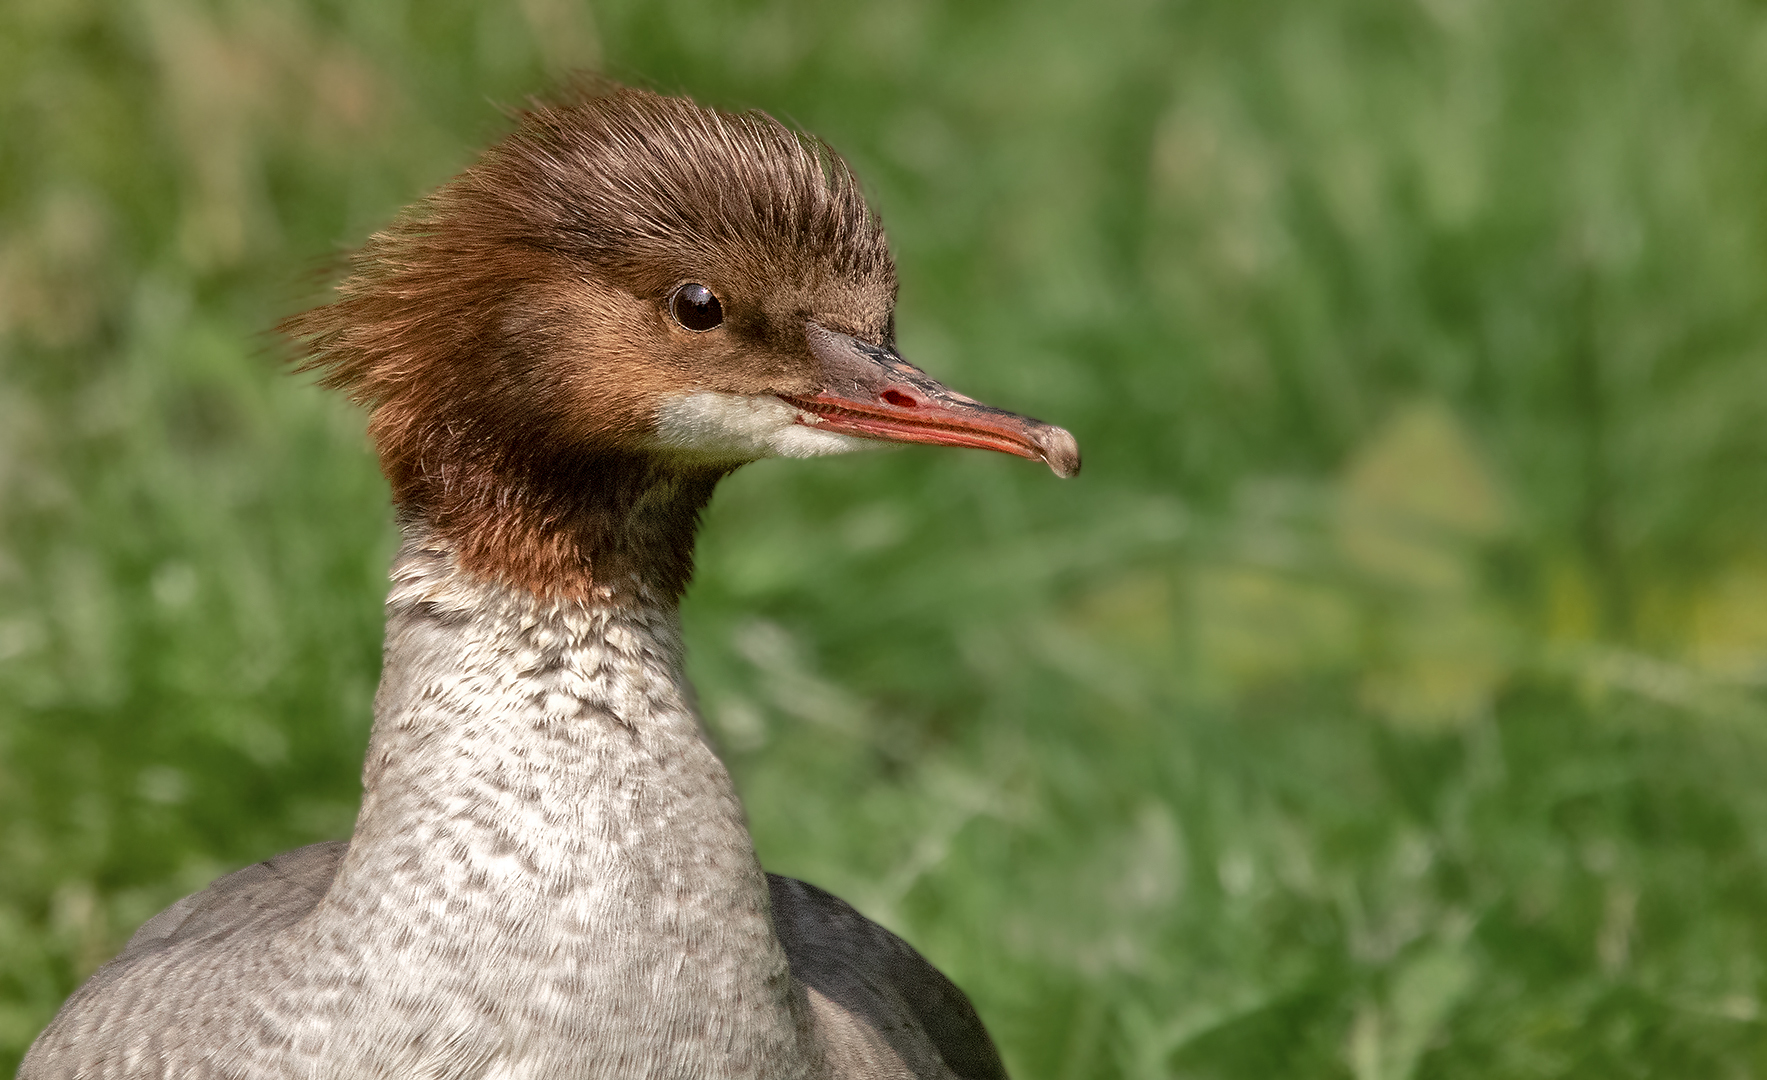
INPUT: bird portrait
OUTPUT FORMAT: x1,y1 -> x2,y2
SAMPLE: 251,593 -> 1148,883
21,83 -> 1073,1080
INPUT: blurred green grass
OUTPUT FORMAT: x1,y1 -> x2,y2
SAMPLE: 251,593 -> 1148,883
6,0 -> 1767,1075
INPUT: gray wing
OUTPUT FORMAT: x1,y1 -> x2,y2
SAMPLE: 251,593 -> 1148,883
22,841 -> 348,1075
117,840 -> 347,960
768,874 -> 1009,1080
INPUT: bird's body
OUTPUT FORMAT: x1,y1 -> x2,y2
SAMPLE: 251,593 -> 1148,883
22,84 -> 1074,1079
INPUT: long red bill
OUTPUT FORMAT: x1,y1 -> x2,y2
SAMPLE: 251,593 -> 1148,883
781,323 -> 1081,478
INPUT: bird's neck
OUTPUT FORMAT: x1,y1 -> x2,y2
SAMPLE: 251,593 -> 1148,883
382,438 -> 729,604
317,528 -> 821,1078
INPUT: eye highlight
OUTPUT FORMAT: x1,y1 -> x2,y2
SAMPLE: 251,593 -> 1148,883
669,283 -> 723,332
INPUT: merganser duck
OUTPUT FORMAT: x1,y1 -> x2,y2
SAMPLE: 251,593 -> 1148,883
22,84 -> 1078,1080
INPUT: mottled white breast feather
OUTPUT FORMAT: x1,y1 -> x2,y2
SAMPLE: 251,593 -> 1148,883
20,532 -> 822,1080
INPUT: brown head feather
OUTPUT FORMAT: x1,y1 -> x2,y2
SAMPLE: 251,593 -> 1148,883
282,84 -> 897,603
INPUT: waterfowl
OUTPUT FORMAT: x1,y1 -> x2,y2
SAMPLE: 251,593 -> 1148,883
22,84 -> 1078,1080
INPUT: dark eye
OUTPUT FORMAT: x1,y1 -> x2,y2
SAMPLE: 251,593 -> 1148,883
669,283 -> 723,332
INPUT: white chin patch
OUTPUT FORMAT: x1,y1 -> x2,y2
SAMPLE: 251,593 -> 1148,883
649,391 -> 871,464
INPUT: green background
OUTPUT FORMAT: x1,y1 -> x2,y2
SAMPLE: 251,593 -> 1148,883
6,0 -> 1767,1075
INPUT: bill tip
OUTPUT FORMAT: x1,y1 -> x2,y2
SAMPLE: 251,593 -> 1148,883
1036,426 -> 1081,478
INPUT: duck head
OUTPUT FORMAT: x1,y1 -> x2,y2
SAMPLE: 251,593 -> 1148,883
284,85 -> 1078,604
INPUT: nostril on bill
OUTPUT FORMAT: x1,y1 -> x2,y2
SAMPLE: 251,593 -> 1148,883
881,389 -> 918,408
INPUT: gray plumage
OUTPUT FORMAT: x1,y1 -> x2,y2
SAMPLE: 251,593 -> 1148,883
22,536 -> 1007,1079
30,841 -> 1002,1080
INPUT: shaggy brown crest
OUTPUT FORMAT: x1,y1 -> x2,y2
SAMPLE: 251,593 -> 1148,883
282,84 -> 898,602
